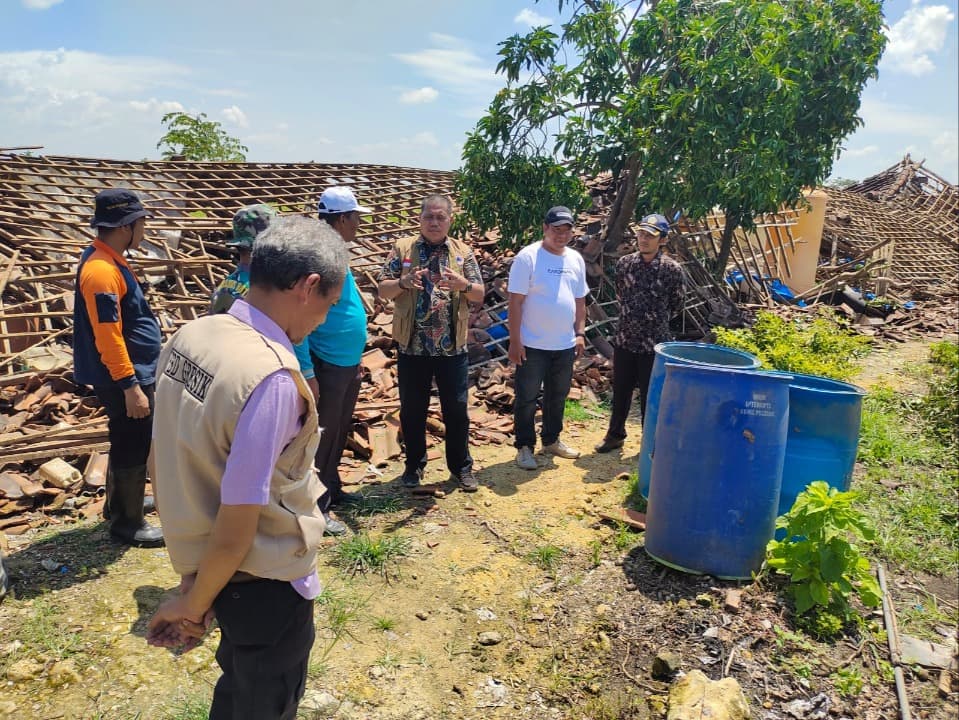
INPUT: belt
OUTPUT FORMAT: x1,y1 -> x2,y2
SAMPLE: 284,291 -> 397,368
228,571 -> 262,584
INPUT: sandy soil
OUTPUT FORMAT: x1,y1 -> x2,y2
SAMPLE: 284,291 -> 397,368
1,338 -> 955,719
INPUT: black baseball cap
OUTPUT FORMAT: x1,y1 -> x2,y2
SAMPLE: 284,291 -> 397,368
89,189 -> 151,229
544,206 -> 574,226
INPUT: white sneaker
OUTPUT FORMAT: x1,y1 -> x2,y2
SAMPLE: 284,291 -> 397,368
515,446 -> 538,470
543,440 -> 581,459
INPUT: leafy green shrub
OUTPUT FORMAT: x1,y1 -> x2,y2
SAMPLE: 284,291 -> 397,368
921,340 -> 958,444
766,482 -> 881,636
714,309 -> 870,380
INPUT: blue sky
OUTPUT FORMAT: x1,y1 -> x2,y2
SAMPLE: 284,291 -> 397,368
1,0 -> 956,182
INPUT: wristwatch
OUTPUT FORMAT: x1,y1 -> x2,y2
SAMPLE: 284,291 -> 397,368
575,332 -> 585,338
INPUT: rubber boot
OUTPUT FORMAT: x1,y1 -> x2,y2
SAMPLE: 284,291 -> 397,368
102,464 -> 155,520
109,465 -> 164,548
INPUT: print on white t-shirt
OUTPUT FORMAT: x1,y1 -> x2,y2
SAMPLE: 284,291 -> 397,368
507,241 -> 588,351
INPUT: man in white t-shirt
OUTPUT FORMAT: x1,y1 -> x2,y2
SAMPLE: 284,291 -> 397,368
507,206 -> 589,470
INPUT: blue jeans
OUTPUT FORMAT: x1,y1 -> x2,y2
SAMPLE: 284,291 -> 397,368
513,347 -> 575,449
397,353 -> 473,477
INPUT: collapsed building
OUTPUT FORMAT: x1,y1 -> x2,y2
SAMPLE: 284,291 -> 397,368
0,150 -> 956,532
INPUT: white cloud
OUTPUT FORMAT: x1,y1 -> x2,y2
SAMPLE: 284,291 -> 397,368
221,105 -> 248,128
842,144 -> 879,158
883,1 -> 956,76
399,86 -> 439,104
394,35 -> 500,100
411,131 -> 439,146
514,8 -> 552,27
22,0 -> 63,9
0,48 -> 192,156
129,98 -> 184,114
931,130 -> 959,164
859,97 -> 951,136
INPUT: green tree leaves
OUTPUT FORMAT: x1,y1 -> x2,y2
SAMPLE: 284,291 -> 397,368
156,112 -> 248,162
457,0 -> 886,263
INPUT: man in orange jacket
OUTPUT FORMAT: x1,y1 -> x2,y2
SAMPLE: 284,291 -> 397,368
73,189 -> 164,547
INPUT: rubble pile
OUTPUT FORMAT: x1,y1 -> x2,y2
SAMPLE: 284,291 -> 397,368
1,151 -> 955,533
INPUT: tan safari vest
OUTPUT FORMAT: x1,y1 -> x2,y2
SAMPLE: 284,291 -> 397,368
391,234 -> 474,351
152,313 -> 326,581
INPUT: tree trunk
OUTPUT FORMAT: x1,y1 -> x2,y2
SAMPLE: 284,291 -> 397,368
713,213 -> 740,278
602,153 -> 642,250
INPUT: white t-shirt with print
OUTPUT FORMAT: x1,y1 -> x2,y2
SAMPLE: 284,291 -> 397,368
507,241 -> 589,351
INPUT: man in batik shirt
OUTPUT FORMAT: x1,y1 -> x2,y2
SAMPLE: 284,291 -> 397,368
595,214 -> 685,453
377,195 -> 485,492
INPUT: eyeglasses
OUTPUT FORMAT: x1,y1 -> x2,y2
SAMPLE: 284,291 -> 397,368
422,213 -> 450,223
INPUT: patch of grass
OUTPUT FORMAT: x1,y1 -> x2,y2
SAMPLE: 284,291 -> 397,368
921,340 -> 958,444
375,646 -> 402,672
349,493 -> 401,517
371,615 -> 397,632
331,533 -> 411,578
564,399 -> 592,422
855,380 -> 959,577
7,598 -> 82,663
314,583 -> 366,655
612,521 -> 639,551
163,693 -> 211,720
527,544 -> 564,572
623,471 -> 647,512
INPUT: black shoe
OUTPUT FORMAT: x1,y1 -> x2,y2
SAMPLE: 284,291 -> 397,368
336,491 -> 364,506
594,437 -> 625,453
401,468 -> 423,487
110,520 -> 165,548
455,469 -> 479,493
322,513 -> 348,536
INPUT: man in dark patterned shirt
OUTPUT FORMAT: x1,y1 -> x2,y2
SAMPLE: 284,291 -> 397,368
595,214 -> 685,453
377,195 -> 485,491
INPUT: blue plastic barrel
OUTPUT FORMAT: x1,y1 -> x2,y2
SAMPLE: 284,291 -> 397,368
764,371 -> 865,518
639,343 -> 761,498
644,362 -> 791,579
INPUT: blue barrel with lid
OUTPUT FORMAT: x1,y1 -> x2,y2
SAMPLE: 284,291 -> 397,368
644,362 -> 791,579
764,371 -> 865,518
639,342 -> 761,498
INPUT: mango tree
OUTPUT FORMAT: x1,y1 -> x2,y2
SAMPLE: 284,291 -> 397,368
457,0 -> 886,273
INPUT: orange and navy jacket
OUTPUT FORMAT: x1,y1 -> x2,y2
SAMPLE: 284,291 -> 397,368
72,240 -> 162,389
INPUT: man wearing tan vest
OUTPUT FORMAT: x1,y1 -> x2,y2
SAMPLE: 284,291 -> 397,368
377,195 -> 485,491
146,216 -> 349,720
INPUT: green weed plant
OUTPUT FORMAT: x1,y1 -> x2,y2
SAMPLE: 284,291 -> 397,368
921,340 -> 958,444
331,533 -> 410,578
714,309 -> 870,380
766,482 -> 881,636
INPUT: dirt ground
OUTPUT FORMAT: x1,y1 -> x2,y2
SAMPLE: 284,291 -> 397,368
1,338 -> 956,720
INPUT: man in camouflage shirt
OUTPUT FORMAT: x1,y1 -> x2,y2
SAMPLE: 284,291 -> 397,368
209,204 -> 276,314
595,214 -> 685,453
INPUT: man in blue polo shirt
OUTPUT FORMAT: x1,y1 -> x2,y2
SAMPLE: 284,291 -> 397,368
295,187 -> 370,534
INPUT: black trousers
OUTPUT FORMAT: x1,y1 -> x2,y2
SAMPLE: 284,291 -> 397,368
92,384 -> 154,469
397,352 -> 473,477
311,355 -> 362,511
210,579 -> 315,720
513,346 -> 575,449
605,347 -> 655,440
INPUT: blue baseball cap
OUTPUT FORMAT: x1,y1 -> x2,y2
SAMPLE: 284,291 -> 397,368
638,213 -> 670,237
